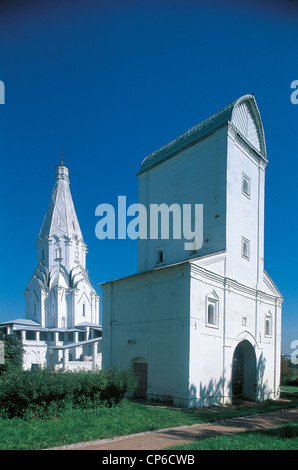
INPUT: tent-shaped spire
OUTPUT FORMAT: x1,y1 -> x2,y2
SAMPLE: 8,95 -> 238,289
39,163 -> 83,241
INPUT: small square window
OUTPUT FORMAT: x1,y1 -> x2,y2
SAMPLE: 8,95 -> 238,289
58,332 -> 64,341
78,332 -> 86,342
40,331 -> 48,341
242,173 -> 251,198
242,237 -> 250,260
68,332 -> 74,342
26,331 -> 36,341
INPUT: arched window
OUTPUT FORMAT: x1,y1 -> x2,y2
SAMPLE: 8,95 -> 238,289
265,319 -> 270,336
208,303 -> 215,325
265,313 -> 272,337
206,290 -> 219,327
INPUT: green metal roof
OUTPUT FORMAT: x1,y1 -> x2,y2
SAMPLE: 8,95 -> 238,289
138,94 -> 266,175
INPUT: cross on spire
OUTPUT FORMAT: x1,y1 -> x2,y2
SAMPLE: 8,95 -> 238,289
59,146 -> 66,166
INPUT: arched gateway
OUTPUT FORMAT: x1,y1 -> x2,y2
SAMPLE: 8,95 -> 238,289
232,340 -> 257,401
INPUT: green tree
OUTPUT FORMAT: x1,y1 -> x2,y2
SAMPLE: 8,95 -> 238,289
281,356 -> 290,384
0,331 -> 23,375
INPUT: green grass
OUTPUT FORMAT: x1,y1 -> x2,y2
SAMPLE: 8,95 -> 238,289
281,385 -> 298,393
167,421 -> 298,450
0,397 -> 297,450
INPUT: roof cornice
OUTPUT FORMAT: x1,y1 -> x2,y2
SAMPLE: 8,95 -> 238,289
138,94 -> 267,175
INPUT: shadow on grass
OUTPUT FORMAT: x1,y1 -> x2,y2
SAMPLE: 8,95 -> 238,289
258,422 -> 298,440
131,395 -> 298,430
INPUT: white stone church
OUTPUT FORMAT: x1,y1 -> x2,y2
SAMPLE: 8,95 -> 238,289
102,94 -> 283,407
0,161 -> 102,370
0,93 -> 283,408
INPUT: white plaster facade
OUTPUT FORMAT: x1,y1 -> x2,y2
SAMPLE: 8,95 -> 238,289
102,94 -> 282,407
0,162 -> 102,370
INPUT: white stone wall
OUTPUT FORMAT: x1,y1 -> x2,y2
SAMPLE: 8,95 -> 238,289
102,263 -> 191,406
226,125 -> 266,288
188,257 -> 281,407
22,341 -> 48,370
102,252 -> 281,407
137,126 -> 227,273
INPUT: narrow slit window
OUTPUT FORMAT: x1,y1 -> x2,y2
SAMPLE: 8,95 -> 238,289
242,173 -> 251,198
155,247 -> 164,264
208,303 -> 215,325
265,314 -> 272,337
242,237 -> 250,260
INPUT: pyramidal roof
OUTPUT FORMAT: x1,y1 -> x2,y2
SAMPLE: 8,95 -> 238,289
139,94 -> 267,174
39,163 -> 83,241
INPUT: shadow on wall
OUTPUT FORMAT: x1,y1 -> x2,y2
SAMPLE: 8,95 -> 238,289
257,351 -> 270,400
189,343 -> 271,407
189,374 -> 229,408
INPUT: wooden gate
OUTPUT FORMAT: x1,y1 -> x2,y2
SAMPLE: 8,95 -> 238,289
133,362 -> 148,399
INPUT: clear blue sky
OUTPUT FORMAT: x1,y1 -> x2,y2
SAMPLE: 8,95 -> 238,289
0,0 -> 297,354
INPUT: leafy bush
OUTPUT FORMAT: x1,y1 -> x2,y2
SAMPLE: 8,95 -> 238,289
0,367 -> 138,419
0,332 -> 23,376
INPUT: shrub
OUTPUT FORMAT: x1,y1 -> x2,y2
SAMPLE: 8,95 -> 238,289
99,367 -> 139,406
0,367 -> 138,419
0,332 -> 23,376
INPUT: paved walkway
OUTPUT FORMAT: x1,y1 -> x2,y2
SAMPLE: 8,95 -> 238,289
48,407 -> 298,451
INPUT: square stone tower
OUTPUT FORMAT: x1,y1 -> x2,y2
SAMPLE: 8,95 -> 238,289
102,95 -> 282,407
